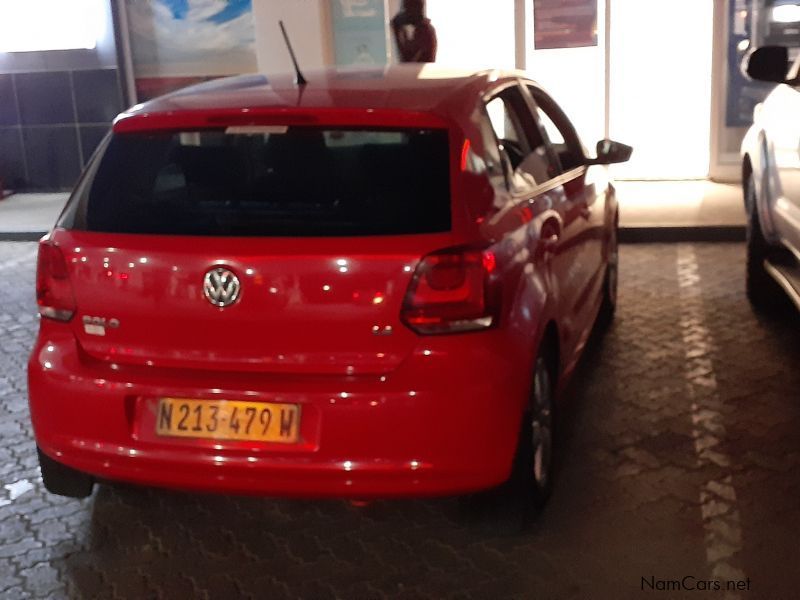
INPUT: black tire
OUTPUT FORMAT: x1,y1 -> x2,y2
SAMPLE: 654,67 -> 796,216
745,176 -> 790,313
597,218 -> 619,328
38,448 -> 94,498
508,354 -> 556,513
458,350 -> 556,528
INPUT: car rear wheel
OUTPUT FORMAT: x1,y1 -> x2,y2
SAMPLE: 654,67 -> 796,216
745,176 -> 790,313
598,219 -> 619,328
509,354 -> 555,511
38,448 -> 94,498
458,351 -> 556,528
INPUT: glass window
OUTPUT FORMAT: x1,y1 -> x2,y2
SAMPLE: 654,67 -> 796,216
758,0 -> 800,47
484,86 -> 558,188
528,85 -> 586,172
535,107 -> 565,145
486,97 -> 522,145
69,127 -> 451,237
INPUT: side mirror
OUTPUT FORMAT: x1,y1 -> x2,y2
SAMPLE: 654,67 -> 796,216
742,46 -> 789,83
590,139 -> 633,165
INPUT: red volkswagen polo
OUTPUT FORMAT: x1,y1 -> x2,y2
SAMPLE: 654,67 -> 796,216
28,66 -> 630,508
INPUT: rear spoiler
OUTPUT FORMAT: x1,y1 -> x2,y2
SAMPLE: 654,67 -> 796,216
113,108 -> 451,133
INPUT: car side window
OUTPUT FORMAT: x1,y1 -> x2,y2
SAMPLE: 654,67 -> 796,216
483,85 -> 559,190
526,85 -> 587,172
486,97 -> 522,149
536,108 -> 565,145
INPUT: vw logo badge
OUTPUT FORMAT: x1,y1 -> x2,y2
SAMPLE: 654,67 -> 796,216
203,267 -> 241,307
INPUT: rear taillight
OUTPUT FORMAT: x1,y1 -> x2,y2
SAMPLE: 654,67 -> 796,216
401,247 -> 499,335
36,241 -> 76,321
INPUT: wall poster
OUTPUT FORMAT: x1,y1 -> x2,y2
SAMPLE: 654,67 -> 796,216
125,0 -> 257,100
533,0 -> 598,50
331,0 -> 388,66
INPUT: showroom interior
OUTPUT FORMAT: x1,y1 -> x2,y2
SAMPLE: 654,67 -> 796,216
0,0 -> 798,598
0,0 -> 773,231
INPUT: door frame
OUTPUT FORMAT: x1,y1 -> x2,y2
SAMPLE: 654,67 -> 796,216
709,0 -> 742,183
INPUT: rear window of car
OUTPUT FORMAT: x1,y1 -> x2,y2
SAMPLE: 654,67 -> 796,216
64,127 -> 451,236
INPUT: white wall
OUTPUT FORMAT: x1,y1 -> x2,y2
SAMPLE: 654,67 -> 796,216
426,0 -> 516,69
249,0 -> 715,180
252,0 -> 515,72
526,46 -> 607,151
387,0 -> 401,62
252,0 -> 333,74
608,0 -> 714,179
525,0 -> 607,152
0,0 -> 118,73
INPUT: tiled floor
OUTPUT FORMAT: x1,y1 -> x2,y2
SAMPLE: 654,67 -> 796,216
0,194 -> 68,235
616,180 -> 745,228
1,241 -> 798,599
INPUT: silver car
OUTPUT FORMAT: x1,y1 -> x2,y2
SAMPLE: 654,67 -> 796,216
741,45 -> 800,311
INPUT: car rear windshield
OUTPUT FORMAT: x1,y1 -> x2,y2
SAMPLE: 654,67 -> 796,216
65,127 -> 451,236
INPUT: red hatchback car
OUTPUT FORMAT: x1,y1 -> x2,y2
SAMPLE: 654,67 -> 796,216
29,66 -> 630,507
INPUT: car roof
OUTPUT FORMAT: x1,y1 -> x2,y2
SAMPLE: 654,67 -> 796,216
121,65 -> 534,118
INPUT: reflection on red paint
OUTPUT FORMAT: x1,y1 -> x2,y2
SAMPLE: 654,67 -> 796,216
482,251 -> 496,274
460,139 -> 471,172
521,207 -> 533,223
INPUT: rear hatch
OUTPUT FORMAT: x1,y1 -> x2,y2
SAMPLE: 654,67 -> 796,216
55,118 -> 457,375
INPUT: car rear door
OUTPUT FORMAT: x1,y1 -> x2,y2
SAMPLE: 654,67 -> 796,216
523,84 -> 607,342
480,81 -> 587,362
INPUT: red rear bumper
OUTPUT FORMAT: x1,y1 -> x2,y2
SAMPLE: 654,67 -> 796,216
29,326 -> 529,498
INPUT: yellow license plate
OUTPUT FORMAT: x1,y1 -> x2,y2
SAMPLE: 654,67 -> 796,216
156,398 -> 300,443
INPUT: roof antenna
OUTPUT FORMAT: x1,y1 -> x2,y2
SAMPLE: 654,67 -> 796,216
279,20 -> 308,86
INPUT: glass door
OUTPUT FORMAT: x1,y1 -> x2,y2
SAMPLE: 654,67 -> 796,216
608,0 -> 714,179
